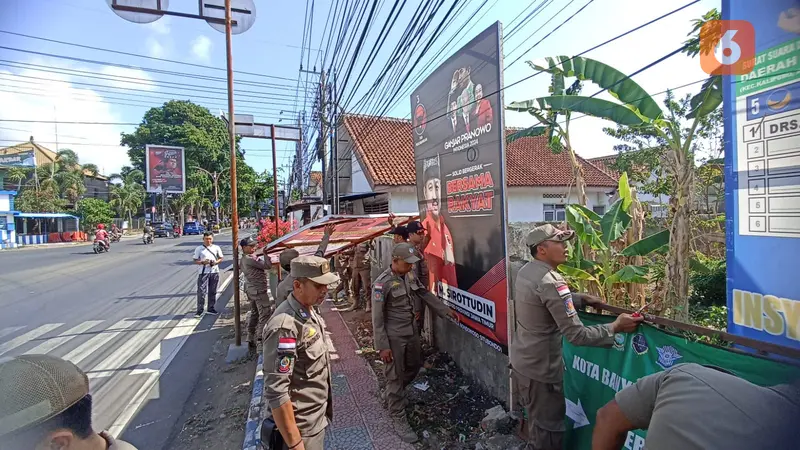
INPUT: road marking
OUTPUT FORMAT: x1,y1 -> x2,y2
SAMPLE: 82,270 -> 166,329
24,320 -> 104,355
108,271 -> 235,438
0,326 -> 24,341
64,319 -> 137,366
0,323 -> 63,357
88,314 -> 177,378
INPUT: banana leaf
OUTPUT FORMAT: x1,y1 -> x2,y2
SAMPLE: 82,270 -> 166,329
687,76 -> 722,119
620,229 -> 670,257
528,56 -> 663,121
568,204 -> 602,222
559,264 -> 599,283
507,125 -> 548,143
606,265 -> 650,284
600,198 -> 632,246
618,172 -> 632,211
509,96 -> 646,127
567,204 -> 604,249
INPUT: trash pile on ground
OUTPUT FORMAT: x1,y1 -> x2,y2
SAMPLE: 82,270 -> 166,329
339,307 -> 525,449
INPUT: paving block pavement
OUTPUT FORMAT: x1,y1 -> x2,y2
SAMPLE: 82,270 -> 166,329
243,299 -> 414,450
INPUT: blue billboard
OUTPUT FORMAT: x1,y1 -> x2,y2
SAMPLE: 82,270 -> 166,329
725,0 -> 800,350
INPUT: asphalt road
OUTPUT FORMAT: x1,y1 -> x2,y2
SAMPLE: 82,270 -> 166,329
0,231 -> 238,442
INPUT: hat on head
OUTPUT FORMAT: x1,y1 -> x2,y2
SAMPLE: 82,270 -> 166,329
279,248 -> 300,267
525,224 -> 575,247
389,225 -> 409,240
239,236 -> 257,247
406,221 -> 425,234
290,255 -> 339,285
0,355 -> 89,437
392,242 -> 421,264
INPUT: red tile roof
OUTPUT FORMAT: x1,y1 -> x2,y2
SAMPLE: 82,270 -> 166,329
341,114 -> 618,188
587,154 -> 621,178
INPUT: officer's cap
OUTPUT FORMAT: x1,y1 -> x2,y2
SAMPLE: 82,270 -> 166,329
525,224 -> 575,247
0,355 -> 90,437
290,255 -> 339,285
279,248 -> 300,266
239,235 -> 257,247
392,242 -> 421,264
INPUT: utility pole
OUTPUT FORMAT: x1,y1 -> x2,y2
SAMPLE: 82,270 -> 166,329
270,124 -> 281,281
319,70 -> 327,208
195,167 -> 224,225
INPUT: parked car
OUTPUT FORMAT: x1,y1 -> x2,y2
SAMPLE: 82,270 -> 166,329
183,221 -> 204,235
152,222 -> 174,238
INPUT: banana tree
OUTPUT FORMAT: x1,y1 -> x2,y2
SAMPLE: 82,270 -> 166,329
507,62 -> 589,205
508,55 -> 721,320
560,173 -> 670,304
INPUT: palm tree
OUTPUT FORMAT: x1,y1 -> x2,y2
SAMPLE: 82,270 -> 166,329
109,167 -> 145,230
5,167 -> 30,191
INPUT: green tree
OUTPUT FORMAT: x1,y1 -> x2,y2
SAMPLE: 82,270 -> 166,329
109,166 -> 146,228
77,198 -> 114,231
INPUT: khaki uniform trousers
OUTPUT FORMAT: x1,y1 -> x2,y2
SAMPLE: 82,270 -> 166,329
246,291 -> 273,344
352,268 -> 371,310
334,268 -> 352,297
384,335 -> 422,417
512,370 -> 565,450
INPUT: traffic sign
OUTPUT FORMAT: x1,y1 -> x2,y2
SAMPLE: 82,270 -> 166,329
213,200 -> 221,209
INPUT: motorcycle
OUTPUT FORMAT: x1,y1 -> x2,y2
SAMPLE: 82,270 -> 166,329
110,232 -> 121,243
93,239 -> 109,254
172,226 -> 182,238
142,233 -> 154,245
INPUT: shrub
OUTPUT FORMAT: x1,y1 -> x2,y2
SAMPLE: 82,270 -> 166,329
689,258 -> 726,307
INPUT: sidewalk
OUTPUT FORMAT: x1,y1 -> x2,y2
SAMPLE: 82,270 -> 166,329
243,300 -> 414,450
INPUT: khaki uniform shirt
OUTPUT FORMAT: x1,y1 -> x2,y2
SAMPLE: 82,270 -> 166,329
240,254 -> 272,296
616,363 -> 800,450
262,293 -> 333,436
354,242 -> 370,270
510,259 -> 614,384
413,243 -> 429,290
275,236 -> 331,307
371,267 -> 452,351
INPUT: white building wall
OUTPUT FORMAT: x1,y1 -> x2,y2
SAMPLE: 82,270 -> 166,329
0,194 -> 10,211
389,191 -> 418,215
351,151 -> 372,194
506,187 -> 613,222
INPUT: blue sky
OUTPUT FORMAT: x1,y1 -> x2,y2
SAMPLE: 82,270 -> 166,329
0,0 -> 720,182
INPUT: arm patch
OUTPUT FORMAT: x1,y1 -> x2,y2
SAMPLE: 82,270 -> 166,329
373,283 -> 384,302
557,284 -> 577,317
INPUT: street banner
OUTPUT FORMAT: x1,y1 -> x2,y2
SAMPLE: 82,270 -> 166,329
723,0 -> 800,349
562,313 -> 800,449
145,145 -> 186,193
263,214 -> 416,264
0,150 -> 36,168
411,22 -> 510,353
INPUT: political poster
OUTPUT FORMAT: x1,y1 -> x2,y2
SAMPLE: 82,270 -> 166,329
0,150 -> 36,168
411,22 -> 509,353
145,145 -> 186,193
723,0 -> 800,349
562,313 -> 800,449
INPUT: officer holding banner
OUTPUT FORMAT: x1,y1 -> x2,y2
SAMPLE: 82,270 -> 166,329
510,224 -> 643,450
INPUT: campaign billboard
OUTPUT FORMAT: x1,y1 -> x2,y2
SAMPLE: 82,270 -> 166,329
724,0 -> 800,350
145,145 -> 186,193
0,150 -> 36,168
411,22 -> 509,353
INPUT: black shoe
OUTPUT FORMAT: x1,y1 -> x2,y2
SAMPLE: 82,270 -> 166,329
194,311 -> 203,318
206,309 -> 219,315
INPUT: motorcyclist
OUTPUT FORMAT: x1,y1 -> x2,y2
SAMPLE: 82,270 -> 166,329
95,224 -> 110,248
143,223 -> 153,242
111,223 -> 121,239
173,223 -> 181,237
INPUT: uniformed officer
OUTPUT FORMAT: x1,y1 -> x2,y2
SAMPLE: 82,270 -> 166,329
406,220 -> 430,331
510,224 -> 643,450
333,248 -> 353,300
240,236 -> 274,350
594,363 -> 800,450
372,242 -> 459,443
350,240 -> 372,312
263,255 -> 339,450
275,224 -> 334,307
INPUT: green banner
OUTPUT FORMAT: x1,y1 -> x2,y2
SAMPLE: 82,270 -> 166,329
562,312 -> 800,450
735,37 -> 800,97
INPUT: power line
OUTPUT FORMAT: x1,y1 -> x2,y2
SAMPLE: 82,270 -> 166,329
0,29 -> 315,84
0,119 -> 138,125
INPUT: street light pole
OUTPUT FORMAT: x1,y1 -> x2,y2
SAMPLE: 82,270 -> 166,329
195,167 -> 224,226
270,124 -> 280,282
225,0 -> 242,348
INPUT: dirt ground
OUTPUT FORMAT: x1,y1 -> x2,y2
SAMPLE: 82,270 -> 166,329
168,308 -> 258,450
335,300 -> 501,448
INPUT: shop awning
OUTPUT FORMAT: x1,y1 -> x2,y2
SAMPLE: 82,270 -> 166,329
263,214 -> 417,264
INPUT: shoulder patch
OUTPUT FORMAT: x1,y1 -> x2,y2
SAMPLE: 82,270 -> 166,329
373,283 -> 384,302
276,354 -> 294,374
278,337 -> 297,352
557,284 -> 577,317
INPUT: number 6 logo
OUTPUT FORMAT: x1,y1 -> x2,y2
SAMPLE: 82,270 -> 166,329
700,20 -> 755,76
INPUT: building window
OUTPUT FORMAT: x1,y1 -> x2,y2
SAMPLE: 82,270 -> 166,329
543,204 -> 566,222
364,199 -> 389,214
592,205 -> 606,215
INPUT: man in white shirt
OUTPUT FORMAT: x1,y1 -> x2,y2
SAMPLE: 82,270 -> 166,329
193,231 -> 224,317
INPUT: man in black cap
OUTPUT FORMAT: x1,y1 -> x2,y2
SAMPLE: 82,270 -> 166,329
388,225 -> 409,244
240,235 -> 274,350
0,354 -> 137,449
406,220 -> 430,331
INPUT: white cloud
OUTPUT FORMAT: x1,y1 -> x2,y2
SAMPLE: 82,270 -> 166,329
0,66 -> 134,176
100,66 -> 157,91
148,16 -> 171,35
146,36 -> 166,59
190,36 -> 213,63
